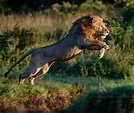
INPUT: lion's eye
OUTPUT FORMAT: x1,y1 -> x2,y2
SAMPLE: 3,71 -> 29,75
99,25 -> 104,30
100,25 -> 103,28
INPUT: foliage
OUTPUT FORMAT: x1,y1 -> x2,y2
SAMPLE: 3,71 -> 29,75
0,25 -> 38,67
80,0 -> 106,12
52,2 -> 78,16
105,4 -> 134,78
0,76 -> 87,112
63,85 -> 134,113
0,0 -> 86,13
0,0 -> 134,77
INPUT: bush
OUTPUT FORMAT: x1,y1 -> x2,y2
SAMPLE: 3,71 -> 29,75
62,85 -> 134,113
0,25 -> 38,67
0,0 -> 86,13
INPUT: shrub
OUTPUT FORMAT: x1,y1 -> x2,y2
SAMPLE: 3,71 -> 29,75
0,25 -> 38,67
0,0 -> 86,13
62,85 -> 134,113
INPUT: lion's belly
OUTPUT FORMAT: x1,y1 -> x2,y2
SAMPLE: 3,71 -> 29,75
55,47 -> 82,62
44,45 -> 82,62
42,37 -> 82,62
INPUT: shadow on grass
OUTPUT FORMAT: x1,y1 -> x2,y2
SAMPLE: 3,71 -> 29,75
60,85 -> 134,113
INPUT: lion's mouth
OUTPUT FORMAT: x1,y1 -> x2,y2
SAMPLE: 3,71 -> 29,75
100,33 -> 109,39
100,35 -> 106,39
99,34 -> 107,39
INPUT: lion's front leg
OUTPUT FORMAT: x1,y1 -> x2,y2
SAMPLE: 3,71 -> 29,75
87,46 -> 106,59
94,40 -> 109,49
87,40 -> 109,59
98,48 -> 105,59
94,40 -> 109,59
85,38 -> 109,50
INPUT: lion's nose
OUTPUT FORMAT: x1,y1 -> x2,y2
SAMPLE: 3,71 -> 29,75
107,30 -> 110,34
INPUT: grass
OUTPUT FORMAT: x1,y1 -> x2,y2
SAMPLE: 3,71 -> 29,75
63,85 -> 134,113
0,75 -> 134,113
0,75 -> 86,112
0,12 -> 74,34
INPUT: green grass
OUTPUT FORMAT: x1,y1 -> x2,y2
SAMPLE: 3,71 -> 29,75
0,75 -> 134,112
62,85 -> 134,113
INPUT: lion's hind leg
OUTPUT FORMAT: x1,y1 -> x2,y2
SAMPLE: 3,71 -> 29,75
19,65 -> 42,85
28,68 -> 46,85
29,61 -> 54,85
28,66 -> 50,85
19,71 -> 33,85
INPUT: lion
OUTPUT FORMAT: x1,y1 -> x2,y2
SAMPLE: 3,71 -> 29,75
4,15 -> 109,85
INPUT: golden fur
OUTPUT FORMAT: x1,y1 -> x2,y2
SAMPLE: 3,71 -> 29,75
4,15 -> 109,85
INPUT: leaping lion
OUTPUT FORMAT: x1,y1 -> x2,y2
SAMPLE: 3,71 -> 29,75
4,15 -> 109,85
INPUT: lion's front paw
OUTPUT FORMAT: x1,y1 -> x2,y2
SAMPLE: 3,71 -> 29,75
104,44 -> 109,50
101,42 -> 109,50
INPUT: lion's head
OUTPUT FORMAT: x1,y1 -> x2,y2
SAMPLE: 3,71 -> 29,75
71,15 -> 109,40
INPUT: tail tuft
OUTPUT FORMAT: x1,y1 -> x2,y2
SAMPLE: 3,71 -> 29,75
4,71 -> 9,78
4,67 -> 13,78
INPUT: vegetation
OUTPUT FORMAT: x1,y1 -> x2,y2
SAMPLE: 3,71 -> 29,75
0,0 -> 134,112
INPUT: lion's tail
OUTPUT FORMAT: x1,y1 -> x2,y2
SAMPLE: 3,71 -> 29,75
4,49 -> 35,77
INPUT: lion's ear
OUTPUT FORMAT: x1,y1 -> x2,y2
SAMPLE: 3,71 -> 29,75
92,18 -> 98,23
81,16 -> 92,27
92,16 -> 103,23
